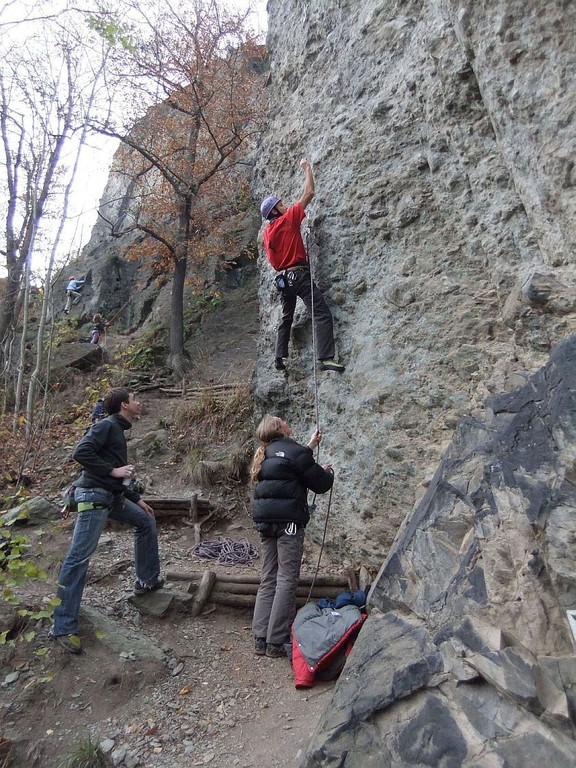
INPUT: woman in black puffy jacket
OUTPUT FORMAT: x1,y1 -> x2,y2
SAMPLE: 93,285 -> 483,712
251,415 -> 334,658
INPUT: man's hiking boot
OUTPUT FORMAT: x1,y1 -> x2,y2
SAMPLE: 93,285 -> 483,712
266,643 -> 287,658
53,633 -> 82,654
275,357 -> 286,371
134,577 -> 165,595
320,359 -> 345,373
254,637 -> 267,656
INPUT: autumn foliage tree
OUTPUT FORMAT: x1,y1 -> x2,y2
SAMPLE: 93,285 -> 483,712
95,0 -> 266,374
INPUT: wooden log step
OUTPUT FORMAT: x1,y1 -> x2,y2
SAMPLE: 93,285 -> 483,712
145,498 -> 211,511
166,570 -> 350,589
202,582 -> 344,598
204,592 -> 330,610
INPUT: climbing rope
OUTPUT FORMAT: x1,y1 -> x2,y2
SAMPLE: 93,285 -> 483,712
192,537 -> 259,566
305,484 -> 334,604
306,228 -> 321,432
303,225 -> 334,602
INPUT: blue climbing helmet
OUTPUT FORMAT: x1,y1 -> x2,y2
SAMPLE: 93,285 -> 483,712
260,195 -> 281,220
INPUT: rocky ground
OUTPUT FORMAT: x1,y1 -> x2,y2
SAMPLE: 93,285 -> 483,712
0,273 -> 348,768
2,508 -> 340,768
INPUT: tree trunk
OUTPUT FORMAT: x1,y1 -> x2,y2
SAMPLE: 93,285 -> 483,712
168,250 -> 189,375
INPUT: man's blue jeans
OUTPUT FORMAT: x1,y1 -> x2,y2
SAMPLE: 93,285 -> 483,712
52,488 -> 160,637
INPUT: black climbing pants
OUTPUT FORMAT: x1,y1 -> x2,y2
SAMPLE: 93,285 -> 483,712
275,268 -> 335,361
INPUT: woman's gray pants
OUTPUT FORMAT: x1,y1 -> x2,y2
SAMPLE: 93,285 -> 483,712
252,524 -> 305,646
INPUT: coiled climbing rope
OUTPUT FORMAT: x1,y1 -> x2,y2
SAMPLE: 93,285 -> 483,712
192,537 -> 259,566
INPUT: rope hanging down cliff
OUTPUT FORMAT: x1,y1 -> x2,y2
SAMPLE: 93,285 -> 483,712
259,158 -> 345,594
303,226 -> 335,600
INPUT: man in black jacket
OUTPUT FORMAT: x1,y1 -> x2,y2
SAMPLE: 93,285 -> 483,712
51,388 -> 162,654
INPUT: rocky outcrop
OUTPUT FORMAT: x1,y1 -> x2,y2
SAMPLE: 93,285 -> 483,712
65,112 -> 261,336
370,332 -> 576,643
253,3 -> 576,762
301,332 -> 576,765
252,0 -> 576,568
303,613 -> 576,767
50,341 -> 106,372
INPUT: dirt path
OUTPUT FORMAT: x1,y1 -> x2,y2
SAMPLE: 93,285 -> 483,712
4,517 -> 337,767
1,275 -> 343,767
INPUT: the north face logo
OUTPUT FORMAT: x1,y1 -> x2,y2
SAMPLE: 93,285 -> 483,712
274,451 -> 285,457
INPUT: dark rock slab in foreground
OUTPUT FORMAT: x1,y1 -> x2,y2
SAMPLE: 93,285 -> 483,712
302,612 -> 576,767
302,335 -> 576,763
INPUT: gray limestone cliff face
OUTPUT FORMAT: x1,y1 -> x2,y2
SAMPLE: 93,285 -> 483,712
252,0 -> 576,567
255,3 -> 576,764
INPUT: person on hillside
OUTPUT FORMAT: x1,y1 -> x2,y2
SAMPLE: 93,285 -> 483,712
23,342 -> 33,374
251,414 -> 334,658
90,397 -> 107,424
90,313 -> 107,345
260,158 -> 345,373
64,276 -> 86,314
51,387 -> 163,654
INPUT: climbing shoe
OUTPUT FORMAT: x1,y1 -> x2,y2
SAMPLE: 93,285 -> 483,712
254,637 -> 267,656
275,357 -> 286,370
320,359 -> 345,373
266,643 -> 287,658
54,633 -> 82,654
134,577 -> 165,595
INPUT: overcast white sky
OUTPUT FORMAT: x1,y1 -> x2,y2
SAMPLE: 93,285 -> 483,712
0,0 -> 268,279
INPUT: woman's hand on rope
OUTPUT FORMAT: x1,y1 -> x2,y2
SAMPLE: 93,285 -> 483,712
308,428 -> 322,449
323,464 -> 334,474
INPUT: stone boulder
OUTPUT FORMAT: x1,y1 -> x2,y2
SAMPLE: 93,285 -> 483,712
51,342 -> 105,372
2,497 -> 59,525
303,333 -> 576,765
303,613 -> 576,767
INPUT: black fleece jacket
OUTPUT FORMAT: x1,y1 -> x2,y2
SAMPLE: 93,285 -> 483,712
72,414 -> 140,502
252,438 -> 334,527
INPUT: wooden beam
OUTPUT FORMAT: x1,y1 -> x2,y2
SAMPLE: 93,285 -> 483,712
191,570 -> 217,617
203,582 -> 344,598
203,592 -> 337,610
166,570 -> 350,589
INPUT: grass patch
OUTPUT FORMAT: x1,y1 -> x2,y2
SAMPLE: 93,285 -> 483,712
58,736 -> 111,768
172,385 -> 253,486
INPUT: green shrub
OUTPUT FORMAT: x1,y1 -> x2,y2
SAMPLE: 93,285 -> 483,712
0,511 -> 58,648
58,736 -> 111,768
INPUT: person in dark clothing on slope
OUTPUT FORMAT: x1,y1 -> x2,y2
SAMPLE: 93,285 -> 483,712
251,414 -> 334,658
90,313 -> 106,345
90,397 -> 107,424
51,388 -> 163,654
260,158 -> 345,373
